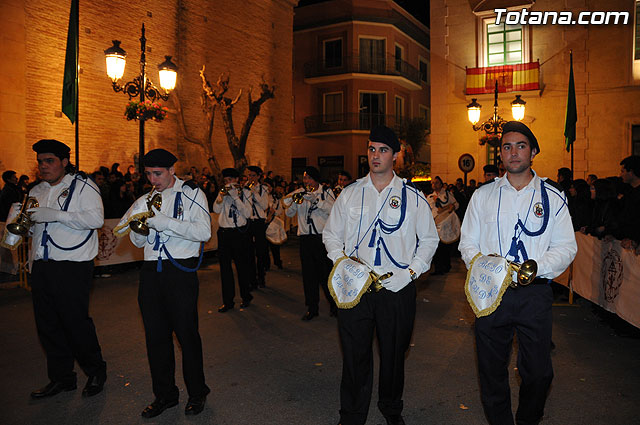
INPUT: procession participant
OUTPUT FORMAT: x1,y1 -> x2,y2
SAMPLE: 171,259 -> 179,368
1,139 -> 107,399
244,165 -> 270,288
459,122 -> 577,425
323,126 -> 439,425
426,175 -> 460,275
113,149 -> 211,417
482,164 -> 499,184
212,168 -> 253,312
334,170 -> 353,197
264,179 -> 285,270
283,166 -> 337,320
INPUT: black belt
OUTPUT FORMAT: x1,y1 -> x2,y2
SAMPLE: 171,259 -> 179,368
510,277 -> 550,289
219,225 -> 247,232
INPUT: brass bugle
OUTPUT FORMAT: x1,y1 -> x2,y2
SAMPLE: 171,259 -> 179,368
7,195 -> 39,236
130,187 -> 162,236
368,271 -> 393,292
509,259 -> 537,287
220,184 -> 240,196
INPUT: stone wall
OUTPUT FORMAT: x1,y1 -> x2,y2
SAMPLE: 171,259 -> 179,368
0,0 -> 296,179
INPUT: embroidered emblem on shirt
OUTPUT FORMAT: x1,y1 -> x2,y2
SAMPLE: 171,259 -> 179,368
533,202 -> 544,218
389,196 -> 401,209
60,188 -> 70,198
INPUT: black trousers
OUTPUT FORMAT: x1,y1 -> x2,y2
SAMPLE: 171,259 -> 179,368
218,227 -> 252,307
299,234 -> 335,314
337,282 -> 416,425
269,242 -> 282,267
248,218 -> 268,285
31,260 -> 106,384
138,258 -> 208,400
475,283 -> 554,425
433,241 -> 452,273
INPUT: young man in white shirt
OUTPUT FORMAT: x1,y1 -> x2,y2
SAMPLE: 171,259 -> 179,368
115,149 -> 211,418
323,126 -> 439,425
2,139 -> 108,400
459,122 -> 577,425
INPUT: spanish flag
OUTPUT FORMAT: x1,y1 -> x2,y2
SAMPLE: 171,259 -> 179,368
466,62 -> 539,95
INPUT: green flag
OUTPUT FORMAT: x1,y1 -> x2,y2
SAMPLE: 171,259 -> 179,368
62,0 -> 78,124
564,51 -> 577,152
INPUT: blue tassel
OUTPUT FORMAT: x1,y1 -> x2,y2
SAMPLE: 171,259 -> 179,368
156,257 -> 163,272
368,228 -> 377,248
41,229 -> 49,261
153,233 -> 160,251
375,238 -> 382,266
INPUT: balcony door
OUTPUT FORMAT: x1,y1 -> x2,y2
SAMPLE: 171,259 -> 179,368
359,92 -> 386,130
359,38 -> 385,74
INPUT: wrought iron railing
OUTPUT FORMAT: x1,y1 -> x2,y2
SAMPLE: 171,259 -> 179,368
304,113 -> 406,134
304,54 -> 421,85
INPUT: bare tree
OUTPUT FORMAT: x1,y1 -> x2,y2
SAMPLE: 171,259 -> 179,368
199,66 -> 275,172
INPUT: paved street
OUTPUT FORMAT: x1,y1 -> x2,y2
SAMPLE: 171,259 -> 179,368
0,238 -> 639,425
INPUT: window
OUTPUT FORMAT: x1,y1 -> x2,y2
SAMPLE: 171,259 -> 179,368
395,96 -> 404,125
323,92 -> 343,123
419,59 -> 429,84
486,21 -> 523,66
395,44 -> 404,72
324,38 -> 342,68
487,145 -> 499,167
633,124 -> 640,156
359,92 -> 386,129
419,105 -> 430,129
360,38 -> 386,74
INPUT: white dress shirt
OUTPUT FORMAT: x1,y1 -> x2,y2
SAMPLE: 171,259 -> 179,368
123,177 -> 211,261
323,173 -> 439,279
284,185 -> 335,235
244,183 -> 269,219
212,188 -> 251,228
426,189 -> 459,219
459,170 -> 577,279
27,173 -> 103,262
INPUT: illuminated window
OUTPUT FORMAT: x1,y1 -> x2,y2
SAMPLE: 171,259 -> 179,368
395,96 -> 404,125
419,59 -> 429,84
487,22 -> 522,66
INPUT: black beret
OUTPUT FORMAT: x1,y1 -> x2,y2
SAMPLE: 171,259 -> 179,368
501,121 -> 540,153
369,125 -> 400,153
143,149 -> 177,167
222,168 -> 239,178
247,165 -> 263,175
32,139 -> 71,159
303,166 -> 321,183
483,164 -> 499,174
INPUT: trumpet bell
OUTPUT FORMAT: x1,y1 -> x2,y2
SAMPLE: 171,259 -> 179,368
516,259 -> 538,286
129,220 -> 150,236
6,196 -> 39,236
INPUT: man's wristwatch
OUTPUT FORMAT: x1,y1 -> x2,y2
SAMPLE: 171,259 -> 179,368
408,268 -> 417,281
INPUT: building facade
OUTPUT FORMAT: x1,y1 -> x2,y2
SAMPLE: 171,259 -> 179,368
292,0 -> 430,182
430,0 -> 640,184
0,0 -> 296,179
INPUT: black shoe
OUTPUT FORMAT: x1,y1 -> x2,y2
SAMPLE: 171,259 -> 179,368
31,381 -> 77,399
384,414 -> 406,425
301,311 -> 318,321
275,262 -> 283,269
257,279 -> 266,288
240,300 -> 251,308
218,304 -> 234,313
82,374 -> 106,397
185,387 -> 210,416
141,398 -> 179,418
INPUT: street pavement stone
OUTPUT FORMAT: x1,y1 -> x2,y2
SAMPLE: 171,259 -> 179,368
0,239 -> 639,424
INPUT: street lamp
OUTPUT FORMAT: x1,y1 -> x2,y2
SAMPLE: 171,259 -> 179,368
466,81 -> 526,135
104,23 -> 177,174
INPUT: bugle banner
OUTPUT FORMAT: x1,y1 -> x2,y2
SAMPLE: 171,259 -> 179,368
465,253 -> 513,317
328,256 -> 380,309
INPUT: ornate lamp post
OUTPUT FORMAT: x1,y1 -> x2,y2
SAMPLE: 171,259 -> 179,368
104,23 -> 177,174
467,81 -> 526,134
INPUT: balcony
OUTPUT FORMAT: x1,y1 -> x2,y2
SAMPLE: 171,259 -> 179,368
303,55 -> 422,89
304,113 -> 406,135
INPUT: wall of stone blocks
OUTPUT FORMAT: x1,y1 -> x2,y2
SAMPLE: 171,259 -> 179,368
0,0 -> 296,180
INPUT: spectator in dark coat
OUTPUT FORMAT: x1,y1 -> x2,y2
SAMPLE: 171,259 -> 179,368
618,155 -> 640,252
0,170 -> 21,221
587,179 -> 619,239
